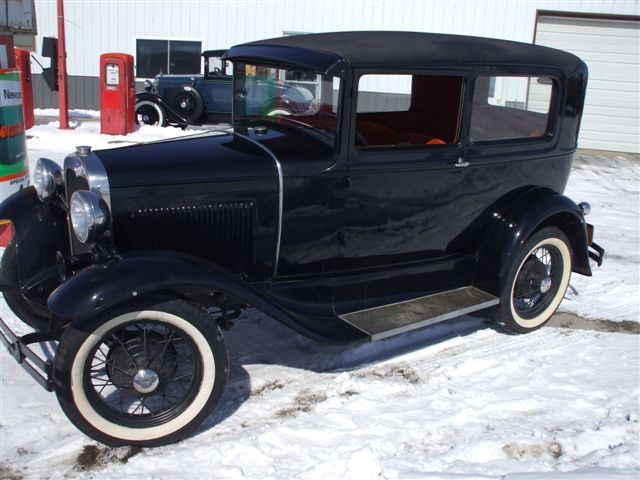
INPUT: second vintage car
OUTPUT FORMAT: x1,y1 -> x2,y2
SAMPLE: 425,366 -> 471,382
0,31 -> 603,447
135,49 -> 319,127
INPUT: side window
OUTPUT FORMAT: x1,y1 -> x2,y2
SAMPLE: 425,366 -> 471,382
470,75 -> 554,142
355,74 -> 463,147
136,39 -> 202,78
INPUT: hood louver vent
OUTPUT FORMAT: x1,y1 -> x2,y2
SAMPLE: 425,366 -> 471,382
126,201 -> 256,272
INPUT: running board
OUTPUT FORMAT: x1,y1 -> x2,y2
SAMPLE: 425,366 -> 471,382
339,286 -> 499,341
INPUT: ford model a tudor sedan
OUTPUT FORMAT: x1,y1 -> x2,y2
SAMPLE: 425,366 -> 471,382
0,32 -> 604,446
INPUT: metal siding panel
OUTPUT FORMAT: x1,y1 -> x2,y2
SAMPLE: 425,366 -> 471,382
32,74 -> 99,110
28,1 -> 640,78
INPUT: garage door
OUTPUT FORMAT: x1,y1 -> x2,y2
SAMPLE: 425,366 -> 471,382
535,15 -> 639,153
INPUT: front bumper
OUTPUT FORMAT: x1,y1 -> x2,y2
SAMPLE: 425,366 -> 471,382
0,315 -> 58,391
587,223 -> 605,267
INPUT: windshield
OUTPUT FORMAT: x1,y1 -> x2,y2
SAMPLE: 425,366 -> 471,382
233,62 -> 341,147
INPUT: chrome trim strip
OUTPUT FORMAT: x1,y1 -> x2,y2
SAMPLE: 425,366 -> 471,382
63,150 -> 112,210
64,149 -> 113,246
236,132 -> 283,278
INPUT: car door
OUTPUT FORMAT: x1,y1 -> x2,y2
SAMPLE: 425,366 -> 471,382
335,69 -> 484,310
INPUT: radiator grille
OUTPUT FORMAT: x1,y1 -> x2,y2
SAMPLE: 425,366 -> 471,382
127,201 -> 256,272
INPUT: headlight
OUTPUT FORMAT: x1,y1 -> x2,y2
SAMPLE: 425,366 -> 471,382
70,190 -> 110,243
144,79 -> 154,91
33,158 -> 63,202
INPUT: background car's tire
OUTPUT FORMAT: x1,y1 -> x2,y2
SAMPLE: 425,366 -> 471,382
1,241 -> 50,331
492,227 -> 572,334
53,297 -> 229,447
135,100 -> 167,127
171,86 -> 203,123
267,109 -> 291,116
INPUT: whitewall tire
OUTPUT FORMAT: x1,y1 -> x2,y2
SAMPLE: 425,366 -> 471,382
493,227 -> 572,334
54,298 -> 228,447
135,100 -> 167,127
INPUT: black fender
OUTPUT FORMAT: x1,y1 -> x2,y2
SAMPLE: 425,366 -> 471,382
0,187 -> 69,295
135,92 -> 191,125
475,187 -> 591,296
47,252 -> 354,345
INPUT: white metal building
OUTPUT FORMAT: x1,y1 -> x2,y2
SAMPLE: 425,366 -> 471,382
31,0 -> 640,153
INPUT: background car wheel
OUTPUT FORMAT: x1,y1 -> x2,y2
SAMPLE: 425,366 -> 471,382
53,297 -> 229,447
135,101 -> 167,127
492,227 -> 572,334
1,240 -> 50,331
171,86 -> 204,123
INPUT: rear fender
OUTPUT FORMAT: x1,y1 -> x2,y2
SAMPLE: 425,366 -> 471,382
47,252 -> 352,344
475,188 -> 590,295
0,187 -> 69,291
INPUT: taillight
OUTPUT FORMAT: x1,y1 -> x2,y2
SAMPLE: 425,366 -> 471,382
0,220 -> 15,248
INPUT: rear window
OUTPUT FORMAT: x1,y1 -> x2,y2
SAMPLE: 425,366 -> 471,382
470,76 -> 554,142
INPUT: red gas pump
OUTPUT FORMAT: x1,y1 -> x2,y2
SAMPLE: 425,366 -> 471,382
100,53 -> 135,135
14,49 -> 35,130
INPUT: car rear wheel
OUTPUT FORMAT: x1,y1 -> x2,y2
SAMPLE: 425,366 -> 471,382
135,100 -> 167,127
53,297 -> 228,446
492,227 -> 572,334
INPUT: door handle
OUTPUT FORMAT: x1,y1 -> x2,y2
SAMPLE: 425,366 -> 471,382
454,157 -> 470,168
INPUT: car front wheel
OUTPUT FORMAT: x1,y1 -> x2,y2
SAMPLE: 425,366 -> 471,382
493,227 -> 572,334
135,100 -> 167,127
53,298 -> 228,447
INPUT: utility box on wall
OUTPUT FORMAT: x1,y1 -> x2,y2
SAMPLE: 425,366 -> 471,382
100,53 -> 135,135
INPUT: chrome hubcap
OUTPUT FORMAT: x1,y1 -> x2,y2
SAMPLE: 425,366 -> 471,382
132,369 -> 160,394
540,276 -> 552,294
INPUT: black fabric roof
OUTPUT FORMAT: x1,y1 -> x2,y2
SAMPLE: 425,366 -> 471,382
224,31 -> 583,75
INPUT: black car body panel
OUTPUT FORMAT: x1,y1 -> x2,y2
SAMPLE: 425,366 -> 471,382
96,131 -> 280,281
0,187 -> 67,298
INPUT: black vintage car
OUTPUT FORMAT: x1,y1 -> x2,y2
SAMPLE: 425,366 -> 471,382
0,32 -> 604,447
135,49 -> 319,127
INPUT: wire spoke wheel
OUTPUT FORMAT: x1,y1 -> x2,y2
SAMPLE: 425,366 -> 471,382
54,298 -> 229,446
512,245 -> 563,319
493,227 -> 572,334
85,320 -> 200,427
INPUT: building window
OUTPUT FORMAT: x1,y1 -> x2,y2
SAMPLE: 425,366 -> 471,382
355,73 -> 463,147
136,39 -> 202,78
470,75 -> 554,142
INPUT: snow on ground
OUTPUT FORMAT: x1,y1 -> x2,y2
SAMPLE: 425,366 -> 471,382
561,151 -> 640,323
33,108 -> 101,120
1,120 -> 638,479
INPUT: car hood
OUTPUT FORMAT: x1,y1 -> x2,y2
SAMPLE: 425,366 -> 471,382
94,130 -> 276,188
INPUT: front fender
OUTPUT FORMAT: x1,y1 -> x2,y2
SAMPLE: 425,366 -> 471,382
47,252 -> 350,344
0,187 -> 69,290
475,188 -> 590,295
